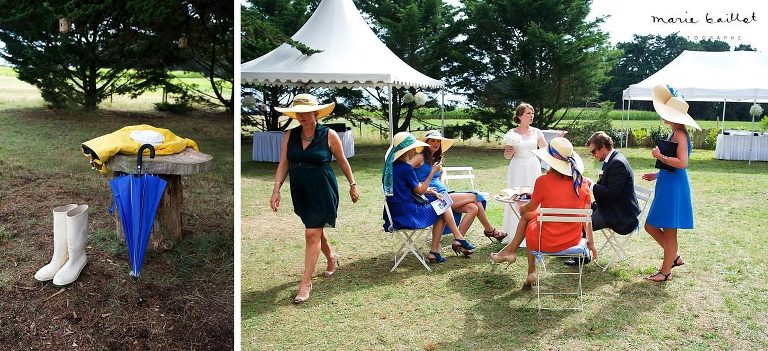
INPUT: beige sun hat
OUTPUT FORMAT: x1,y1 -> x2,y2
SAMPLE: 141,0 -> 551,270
274,93 -> 336,119
416,130 -> 455,152
530,137 -> 584,177
651,84 -> 702,131
385,131 -> 430,161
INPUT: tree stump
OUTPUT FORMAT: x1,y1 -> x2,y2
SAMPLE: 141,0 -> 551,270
106,148 -> 213,251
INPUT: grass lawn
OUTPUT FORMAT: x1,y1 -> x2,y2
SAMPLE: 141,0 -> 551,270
242,139 -> 768,350
0,101 -> 234,347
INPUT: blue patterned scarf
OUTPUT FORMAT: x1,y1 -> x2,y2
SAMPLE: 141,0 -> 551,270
548,146 -> 583,197
382,135 -> 417,196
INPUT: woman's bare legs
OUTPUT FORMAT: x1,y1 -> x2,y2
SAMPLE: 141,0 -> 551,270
297,227 -> 323,300
645,223 -> 679,281
430,217 -> 446,252
456,203 -> 478,234
319,231 -> 335,272
450,193 -> 495,232
494,211 -> 535,257
645,223 -> 664,247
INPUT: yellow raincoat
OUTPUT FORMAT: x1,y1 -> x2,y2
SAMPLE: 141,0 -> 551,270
82,124 -> 199,174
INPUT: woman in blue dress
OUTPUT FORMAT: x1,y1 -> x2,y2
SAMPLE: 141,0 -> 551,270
383,132 -> 476,263
410,130 -> 507,242
642,84 -> 700,282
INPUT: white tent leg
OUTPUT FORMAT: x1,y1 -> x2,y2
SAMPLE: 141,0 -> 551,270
721,100 -> 726,133
441,89 -> 445,135
388,85 -> 394,145
626,99 -> 632,148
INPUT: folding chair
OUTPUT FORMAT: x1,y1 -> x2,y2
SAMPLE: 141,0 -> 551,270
383,196 -> 433,272
530,208 -> 592,311
595,185 -> 653,272
442,166 -> 489,199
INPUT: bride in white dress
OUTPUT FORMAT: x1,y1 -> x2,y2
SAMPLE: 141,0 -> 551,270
501,103 -> 547,243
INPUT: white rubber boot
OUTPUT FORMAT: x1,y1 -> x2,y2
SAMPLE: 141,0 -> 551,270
53,205 -> 89,286
34,204 -> 78,282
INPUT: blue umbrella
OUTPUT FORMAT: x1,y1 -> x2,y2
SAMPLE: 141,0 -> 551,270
110,144 -> 167,277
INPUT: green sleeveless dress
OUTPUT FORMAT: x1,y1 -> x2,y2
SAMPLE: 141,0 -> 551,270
287,124 -> 339,228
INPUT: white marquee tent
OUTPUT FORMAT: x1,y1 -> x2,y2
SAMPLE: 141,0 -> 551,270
619,50 -> 768,149
241,0 -> 445,140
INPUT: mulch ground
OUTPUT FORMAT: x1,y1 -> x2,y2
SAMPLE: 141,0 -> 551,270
0,112 -> 233,350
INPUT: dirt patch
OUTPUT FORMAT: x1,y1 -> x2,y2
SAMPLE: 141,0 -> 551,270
0,110 -> 233,350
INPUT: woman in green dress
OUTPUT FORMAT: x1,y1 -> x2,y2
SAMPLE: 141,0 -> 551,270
270,94 -> 359,304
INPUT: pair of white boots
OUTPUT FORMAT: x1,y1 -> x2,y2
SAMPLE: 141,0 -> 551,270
34,204 -> 89,286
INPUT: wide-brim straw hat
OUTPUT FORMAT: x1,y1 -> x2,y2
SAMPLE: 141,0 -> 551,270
651,84 -> 702,131
385,132 -> 429,161
274,93 -> 336,119
416,130 -> 455,153
530,137 -> 584,176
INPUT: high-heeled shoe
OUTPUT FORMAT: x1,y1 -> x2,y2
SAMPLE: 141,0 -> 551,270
451,239 -> 475,257
427,251 -> 446,263
523,273 -> 537,287
293,282 -> 312,304
490,252 -> 516,268
646,271 -> 671,282
671,255 -> 684,269
323,253 -> 340,277
483,228 -> 508,242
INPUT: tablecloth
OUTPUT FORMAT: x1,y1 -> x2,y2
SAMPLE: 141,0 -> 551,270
714,133 -> 768,161
252,130 -> 355,162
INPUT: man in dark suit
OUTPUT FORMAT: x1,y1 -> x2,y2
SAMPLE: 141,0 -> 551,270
565,131 -> 640,266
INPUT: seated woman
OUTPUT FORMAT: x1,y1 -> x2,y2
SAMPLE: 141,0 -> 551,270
409,130 -> 507,242
490,137 -> 597,285
383,132 -> 477,263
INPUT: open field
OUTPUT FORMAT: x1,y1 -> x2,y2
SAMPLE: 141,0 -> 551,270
242,140 -> 768,350
0,66 -> 230,111
0,101 -> 234,348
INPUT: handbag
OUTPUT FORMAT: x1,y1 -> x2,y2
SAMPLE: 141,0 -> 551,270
654,139 -> 677,173
411,190 -> 429,204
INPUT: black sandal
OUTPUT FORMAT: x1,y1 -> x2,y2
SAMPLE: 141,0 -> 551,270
671,255 -> 684,268
646,271 -> 671,282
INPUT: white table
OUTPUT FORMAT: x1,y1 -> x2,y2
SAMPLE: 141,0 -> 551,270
493,194 -> 530,247
714,133 -> 768,161
252,129 -> 355,162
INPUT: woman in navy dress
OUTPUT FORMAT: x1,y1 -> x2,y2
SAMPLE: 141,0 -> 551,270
642,85 -> 699,282
383,132 -> 476,263
270,94 -> 359,304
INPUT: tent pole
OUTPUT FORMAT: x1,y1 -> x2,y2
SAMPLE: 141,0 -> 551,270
721,99 -> 726,133
626,99 -> 632,148
440,89 -> 445,135
388,85 -> 394,145
621,98 -> 627,148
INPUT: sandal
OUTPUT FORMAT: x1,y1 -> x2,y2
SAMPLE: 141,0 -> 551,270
427,251 -> 446,264
645,271 -> 671,282
483,228 -> 508,242
671,255 -> 684,269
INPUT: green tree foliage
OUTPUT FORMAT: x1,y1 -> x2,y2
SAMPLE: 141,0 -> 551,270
176,1 -> 234,111
241,0 -> 312,132
0,1 -> 175,110
451,0 -> 617,134
333,0 -> 458,133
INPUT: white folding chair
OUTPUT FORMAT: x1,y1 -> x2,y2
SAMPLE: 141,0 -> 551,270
595,185 -> 653,272
530,208 -> 592,311
442,166 -> 489,199
383,197 -> 433,272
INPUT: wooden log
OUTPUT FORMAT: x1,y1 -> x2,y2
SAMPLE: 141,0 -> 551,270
107,148 -> 212,251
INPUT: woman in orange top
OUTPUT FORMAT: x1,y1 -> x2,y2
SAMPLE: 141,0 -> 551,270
490,137 -> 597,285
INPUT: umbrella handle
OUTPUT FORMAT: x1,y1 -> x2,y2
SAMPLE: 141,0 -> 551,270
136,144 -> 156,175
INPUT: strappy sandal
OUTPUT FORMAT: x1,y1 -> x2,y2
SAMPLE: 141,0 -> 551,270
645,271 -> 671,282
483,228 -> 508,242
671,255 -> 684,269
